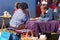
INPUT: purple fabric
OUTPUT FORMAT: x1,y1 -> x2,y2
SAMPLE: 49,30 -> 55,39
38,21 -> 47,33
25,21 -> 39,36
49,20 -> 59,33
45,22 -> 51,33
25,20 -> 59,35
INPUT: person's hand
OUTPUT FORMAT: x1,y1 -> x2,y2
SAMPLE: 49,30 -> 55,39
40,6 -> 46,14
30,17 -> 41,21
35,17 -> 39,20
41,9 -> 46,14
30,18 -> 37,21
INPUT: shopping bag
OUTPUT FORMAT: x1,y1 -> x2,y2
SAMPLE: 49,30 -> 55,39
0,31 -> 11,40
21,30 -> 35,40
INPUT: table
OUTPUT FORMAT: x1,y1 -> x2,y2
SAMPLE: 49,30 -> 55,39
0,16 -> 11,30
25,20 -> 59,35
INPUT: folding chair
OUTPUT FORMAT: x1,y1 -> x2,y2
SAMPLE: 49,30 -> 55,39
0,31 -> 11,40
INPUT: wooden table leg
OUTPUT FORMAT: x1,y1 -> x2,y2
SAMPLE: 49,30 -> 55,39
1,18 -> 6,31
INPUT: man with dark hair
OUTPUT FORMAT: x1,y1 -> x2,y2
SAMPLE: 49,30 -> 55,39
20,2 -> 30,17
20,2 -> 28,10
10,2 -> 29,29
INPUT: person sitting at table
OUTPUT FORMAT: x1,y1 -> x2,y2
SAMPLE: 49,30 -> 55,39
13,2 -> 30,22
9,2 -> 29,29
13,2 -> 30,17
30,1 -> 53,21
38,5 -> 53,21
